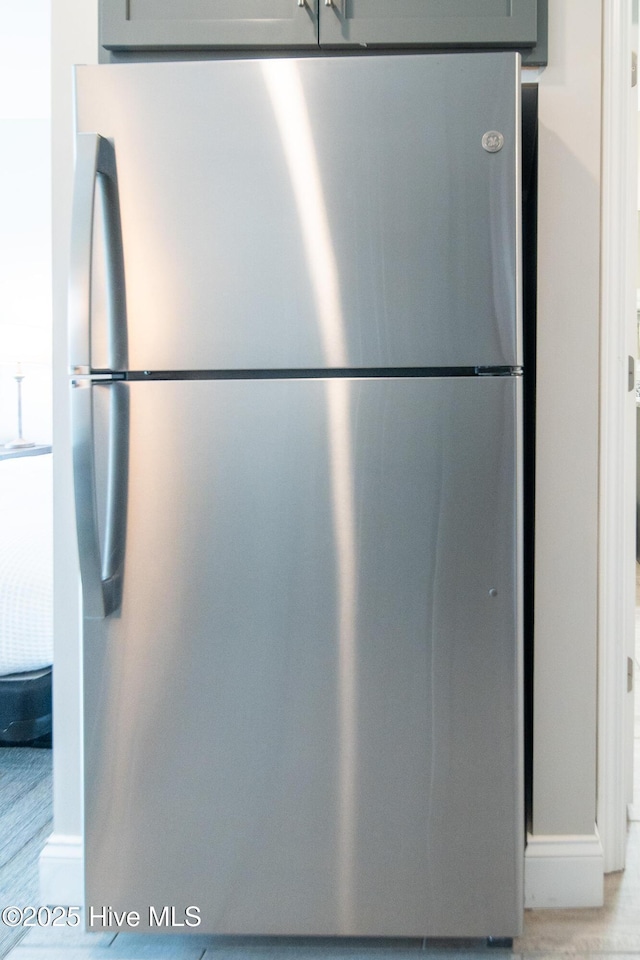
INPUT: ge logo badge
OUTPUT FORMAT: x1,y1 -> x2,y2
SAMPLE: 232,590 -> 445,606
482,131 -> 505,153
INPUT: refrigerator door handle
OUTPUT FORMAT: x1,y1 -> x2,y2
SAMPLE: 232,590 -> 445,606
69,132 -> 127,375
72,379 -> 129,619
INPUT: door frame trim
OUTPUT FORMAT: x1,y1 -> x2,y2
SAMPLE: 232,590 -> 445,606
598,0 -> 637,874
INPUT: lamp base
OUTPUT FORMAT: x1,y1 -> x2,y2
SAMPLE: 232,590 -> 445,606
4,438 -> 35,450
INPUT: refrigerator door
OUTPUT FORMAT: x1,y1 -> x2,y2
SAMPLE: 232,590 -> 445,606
80,375 -> 522,936
73,53 -> 520,373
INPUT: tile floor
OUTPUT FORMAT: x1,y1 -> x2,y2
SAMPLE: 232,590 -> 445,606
6,582 -> 640,960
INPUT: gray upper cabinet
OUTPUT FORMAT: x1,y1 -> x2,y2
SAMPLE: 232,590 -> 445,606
319,0 -> 537,49
100,0 -> 318,51
100,0 -> 545,64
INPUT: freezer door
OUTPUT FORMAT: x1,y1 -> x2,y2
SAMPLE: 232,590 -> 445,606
81,375 -> 523,937
73,54 -> 521,373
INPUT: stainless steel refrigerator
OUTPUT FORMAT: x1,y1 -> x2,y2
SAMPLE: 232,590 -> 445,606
70,52 -> 524,939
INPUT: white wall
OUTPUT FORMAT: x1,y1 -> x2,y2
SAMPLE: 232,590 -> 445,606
0,1 -> 52,445
522,0 -> 606,909
41,0 -> 98,903
532,1 -> 601,837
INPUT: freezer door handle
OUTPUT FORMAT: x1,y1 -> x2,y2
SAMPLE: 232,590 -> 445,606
72,379 -> 129,619
69,133 -> 127,375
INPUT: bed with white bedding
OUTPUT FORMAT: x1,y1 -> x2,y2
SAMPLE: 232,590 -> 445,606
0,453 -> 53,743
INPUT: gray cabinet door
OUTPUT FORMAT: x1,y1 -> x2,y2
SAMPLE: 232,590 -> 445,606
319,0 -> 537,48
100,0 -> 318,50
100,0 -> 545,63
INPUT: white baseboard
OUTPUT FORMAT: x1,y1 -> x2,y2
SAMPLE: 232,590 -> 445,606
39,833 -> 83,907
524,830 -> 604,909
